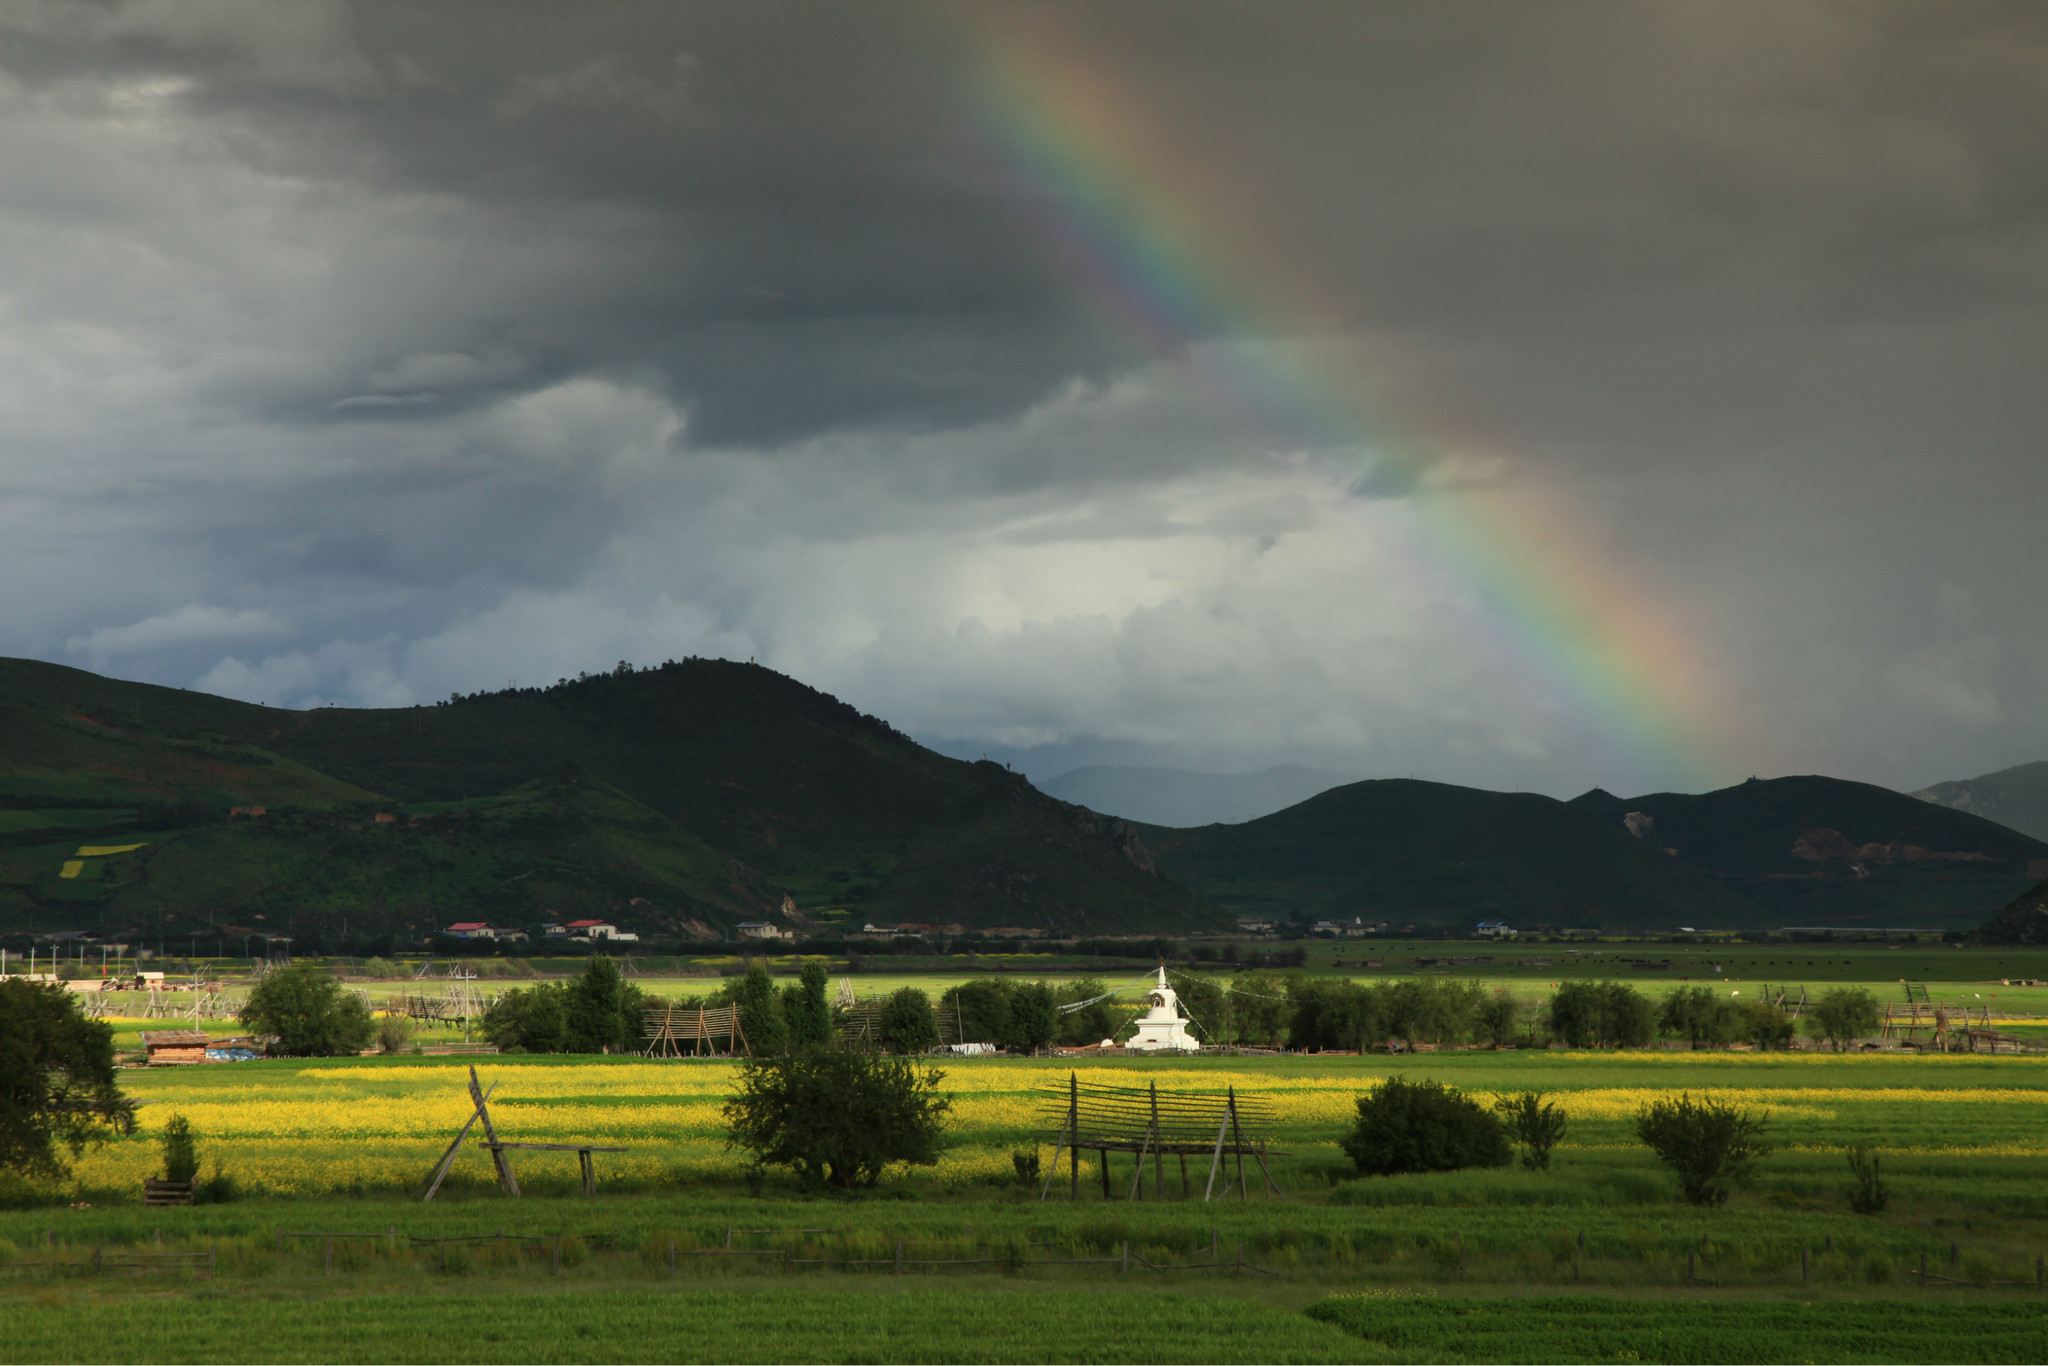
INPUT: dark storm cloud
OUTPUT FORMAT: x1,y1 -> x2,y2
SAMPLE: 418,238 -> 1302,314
1,1 -> 2044,797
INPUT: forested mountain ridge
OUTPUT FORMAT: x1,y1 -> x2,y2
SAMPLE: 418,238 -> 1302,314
0,657 -> 1225,942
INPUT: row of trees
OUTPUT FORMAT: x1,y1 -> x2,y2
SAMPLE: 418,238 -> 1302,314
228,960 -> 1892,1060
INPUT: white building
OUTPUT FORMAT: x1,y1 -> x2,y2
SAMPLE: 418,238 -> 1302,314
737,921 -> 794,942
1125,966 -> 1201,1053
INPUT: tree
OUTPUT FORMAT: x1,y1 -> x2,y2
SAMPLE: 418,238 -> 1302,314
1493,1090 -> 1568,1170
882,986 -> 938,1054
565,955 -> 628,1053
239,965 -> 374,1057
1341,1077 -> 1510,1176
734,962 -> 786,1055
0,979 -> 135,1180
1005,982 -> 1058,1053
1735,1000 -> 1796,1050
939,980 -> 1012,1046
1636,1092 -> 1772,1206
158,1114 -> 200,1184
481,983 -> 569,1053
1844,1144 -> 1888,1214
1805,988 -> 1881,1052
1474,990 -> 1519,1048
1053,979 -> 1118,1047
1547,981 -> 1654,1049
1226,974 -> 1293,1047
723,1050 -> 952,1189
1657,986 -> 1737,1049
784,960 -> 833,1051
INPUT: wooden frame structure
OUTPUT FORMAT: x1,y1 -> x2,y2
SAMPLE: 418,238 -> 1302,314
1038,1073 -> 1279,1203
415,1065 -> 629,1200
642,1003 -> 750,1057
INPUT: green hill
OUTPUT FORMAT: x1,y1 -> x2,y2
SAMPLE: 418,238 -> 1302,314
1969,877 -> 2048,945
1141,778 -> 1755,926
0,657 -> 1225,942
1144,774 -> 2048,931
1567,776 -> 2048,929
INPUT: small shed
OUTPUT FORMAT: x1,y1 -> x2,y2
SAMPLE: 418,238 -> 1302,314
139,1030 -> 213,1066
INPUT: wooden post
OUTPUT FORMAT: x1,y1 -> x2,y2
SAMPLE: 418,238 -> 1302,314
1458,1233 -> 1466,1278
1120,1241 -> 1128,1274
468,1065 -> 520,1196
1801,1247 -> 1809,1282
1179,1151 -> 1189,1200
1230,1090 -> 1247,1202
1150,1081 -> 1164,1197
895,1241 -> 903,1274
325,1239 -> 334,1275
1687,1250 -> 1695,1284
1070,1074 -> 1080,1201
552,1236 -> 561,1275
1203,1104 -> 1230,1202
1919,1252 -> 1927,1288
418,1081 -> 496,1202
1101,1148 -> 1110,1199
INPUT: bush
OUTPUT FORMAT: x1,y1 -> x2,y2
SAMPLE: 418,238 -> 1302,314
1341,1078 -> 1510,1176
376,1016 -> 413,1055
1805,988 -> 1881,1051
1636,1092 -> 1772,1205
783,961 -> 833,1052
1845,1144 -> 1888,1214
1493,1090 -> 1567,1171
723,1050 -> 952,1189
1011,1149 -> 1041,1186
197,1157 -> 237,1204
237,966 -> 374,1057
734,963 -> 786,1055
358,958 -> 402,979
158,1114 -> 199,1184
1736,999 -> 1797,1049
1657,986 -> 1738,1049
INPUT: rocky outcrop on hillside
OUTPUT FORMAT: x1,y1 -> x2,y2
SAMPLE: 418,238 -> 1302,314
1969,878 -> 2048,945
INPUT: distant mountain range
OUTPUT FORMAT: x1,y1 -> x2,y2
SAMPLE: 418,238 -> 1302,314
1037,763 -> 1358,828
0,657 -> 1224,942
1143,775 -> 2048,932
1914,760 -> 2048,842
8,655 -> 2044,942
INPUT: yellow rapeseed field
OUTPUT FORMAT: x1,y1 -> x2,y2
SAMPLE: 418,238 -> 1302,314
76,1055 -> 2048,1195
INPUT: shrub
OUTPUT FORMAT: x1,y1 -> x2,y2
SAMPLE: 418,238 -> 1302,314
1736,1000 -> 1797,1049
237,965 -> 374,1057
565,956 -> 627,1053
197,1157 -> 238,1204
480,983 -> 568,1053
1657,986 -> 1737,1049
783,961 -> 833,1052
1845,1144 -> 1888,1214
1341,1078 -> 1510,1176
376,1016 -> 413,1055
1493,1090 -> 1567,1171
1011,1149 -> 1041,1186
1636,1092 -> 1772,1206
1805,988 -> 1881,1051
358,957 -> 401,979
734,963 -> 786,1055
1474,991 -> 1518,1047
158,1114 -> 200,1184
723,1050 -> 952,1190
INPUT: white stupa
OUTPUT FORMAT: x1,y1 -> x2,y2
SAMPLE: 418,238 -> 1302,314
1125,966 -> 1200,1052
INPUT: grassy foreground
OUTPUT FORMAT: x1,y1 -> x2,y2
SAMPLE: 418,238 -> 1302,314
1,1285 -> 1362,1365
1307,1294 -> 2048,1364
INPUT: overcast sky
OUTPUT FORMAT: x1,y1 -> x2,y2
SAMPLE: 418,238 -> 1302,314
2,1 -> 2043,800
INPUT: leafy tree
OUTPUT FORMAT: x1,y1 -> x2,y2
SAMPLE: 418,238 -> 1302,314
784,960 -> 833,1051
1636,1092 -> 1772,1205
1805,988 -> 1881,1052
734,962 -> 786,1055
723,1050 -> 952,1189
1004,982 -> 1058,1053
1341,1077 -> 1510,1176
0,978 -> 136,1179
938,980 -> 1012,1046
1170,974 -> 1226,1044
1547,981 -> 1654,1049
1657,986 -> 1738,1049
565,955 -> 629,1053
1735,999 -> 1796,1049
239,965 -> 375,1057
1226,974 -> 1294,1047
1493,1090 -> 1567,1170
1052,978 -> 1118,1046
882,986 -> 938,1054
481,982 -> 568,1053
1474,990 -> 1519,1047
158,1114 -> 200,1184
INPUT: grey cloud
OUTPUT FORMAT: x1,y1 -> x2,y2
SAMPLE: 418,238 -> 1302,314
0,2 -> 2044,802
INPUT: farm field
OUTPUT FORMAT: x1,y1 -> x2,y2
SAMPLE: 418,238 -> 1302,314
5,1050 -> 2047,1363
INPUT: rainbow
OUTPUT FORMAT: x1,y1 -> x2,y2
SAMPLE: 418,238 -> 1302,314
948,14 -> 1732,789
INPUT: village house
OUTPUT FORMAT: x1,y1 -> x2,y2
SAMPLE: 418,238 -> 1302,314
440,922 -> 528,941
542,919 -> 637,942
736,921 -> 794,942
